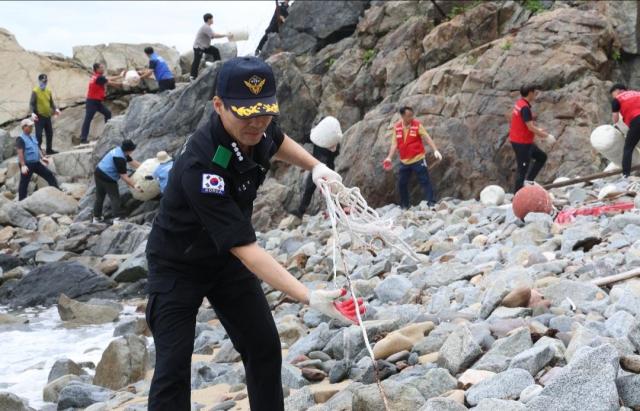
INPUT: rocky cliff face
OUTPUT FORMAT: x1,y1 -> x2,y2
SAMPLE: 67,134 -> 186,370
0,29 -> 90,125
258,0 -> 640,216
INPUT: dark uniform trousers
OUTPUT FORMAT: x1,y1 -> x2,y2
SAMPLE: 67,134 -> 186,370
511,142 -> 547,192
146,258 -> 284,411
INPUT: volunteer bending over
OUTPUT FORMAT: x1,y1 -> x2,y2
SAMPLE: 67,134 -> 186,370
145,57 -> 364,411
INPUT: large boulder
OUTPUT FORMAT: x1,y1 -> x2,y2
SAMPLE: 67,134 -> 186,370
0,392 -> 34,411
0,28 -> 89,125
20,186 -> 79,215
73,43 -> 181,76
0,261 -> 115,308
57,382 -> 113,409
52,148 -> 93,179
0,202 -> 37,229
90,223 -> 150,256
264,0 -> 370,56
93,335 -> 148,390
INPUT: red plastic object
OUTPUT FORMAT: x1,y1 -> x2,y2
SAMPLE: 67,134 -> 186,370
555,202 -> 634,224
512,184 -> 553,220
334,296 -> 366,323
382,159 -> 392,171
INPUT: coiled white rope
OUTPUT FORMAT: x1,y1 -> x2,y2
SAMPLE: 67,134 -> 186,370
317,179 -> 420,411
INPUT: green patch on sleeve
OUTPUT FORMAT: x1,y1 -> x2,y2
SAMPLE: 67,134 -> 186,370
212,146 -> 232,168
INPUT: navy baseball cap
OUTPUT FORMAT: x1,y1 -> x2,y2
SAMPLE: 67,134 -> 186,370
216,57 -> 279,119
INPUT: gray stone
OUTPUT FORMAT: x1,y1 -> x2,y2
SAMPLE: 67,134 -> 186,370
519,384 -> 543,404
213,340 -> 241,363
616,374 -> 640,409
419,397 -> 467,411
465,368 -> 534,406
192,362 -> 245,389
281,363 -> 309,390
48,358 -> 87,383
91,223 -> 150,256
113,318 -> 149,337
56,382 -> 113,409
374,274 -> 413,303
286,322 -> 338,361
323,320 -> 397,360
565,325 -> 602,362
474,327 -> 532,372
193,327 -> 226,355
508,345 -> 555,376
526,344 -> 620,411
57,294 -> 120,325
111,253 -> 148,282
329,360 -> 349,383
35,250 -> 72,264
605,310 -> 635,338
210,400 -> 236,411
0,261 -> 115,308
561,223 -> 600,254
471,398 -> 525,410
43,374 -> 83,403
437,324 -> 483,375
284,385 -> 315,411
353,379 -> 426,411
0,203 -> 37,230
540,280 -> 609,313
408,367 -> 458,400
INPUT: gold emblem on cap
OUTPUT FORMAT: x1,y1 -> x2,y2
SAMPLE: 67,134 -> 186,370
244,75 -> 266,95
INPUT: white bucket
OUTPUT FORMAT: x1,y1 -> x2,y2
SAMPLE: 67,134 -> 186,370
590,124 -> 640,168
479,185 -> 505,206
310,116 -> 342,149
228,29 -> 249,42
123,70 -> 141,88
129,157 -> 161,201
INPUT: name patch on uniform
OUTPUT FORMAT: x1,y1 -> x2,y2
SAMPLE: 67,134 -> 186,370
201,173 -> 225,195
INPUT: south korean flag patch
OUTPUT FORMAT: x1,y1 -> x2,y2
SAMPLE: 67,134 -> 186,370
201,173 -> 225,195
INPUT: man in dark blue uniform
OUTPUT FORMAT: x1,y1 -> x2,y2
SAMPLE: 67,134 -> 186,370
145,57 -> 364,411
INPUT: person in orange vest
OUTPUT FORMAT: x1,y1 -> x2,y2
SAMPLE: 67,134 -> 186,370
383,106 -> 442,209
509,85 -> 556,192
79,63 -> 124,144
610,83 -> 640,178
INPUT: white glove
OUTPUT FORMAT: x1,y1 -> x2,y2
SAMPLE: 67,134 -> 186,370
31,113 -> 38,122
54,109 -> 61,116
434,150 -> 443,161
546,134 -> 556,144
312,163 -> 342,187
308,288 -> 365,325
20,165 -> 29,175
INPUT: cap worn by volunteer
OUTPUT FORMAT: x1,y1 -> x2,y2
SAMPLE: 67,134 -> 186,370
216,57 -> 279,119
21,118 -> 34,128
156,151 -> 172,163
38,74 -> 48,82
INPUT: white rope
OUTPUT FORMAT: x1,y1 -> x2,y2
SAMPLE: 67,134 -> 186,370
317,179 -> 420,411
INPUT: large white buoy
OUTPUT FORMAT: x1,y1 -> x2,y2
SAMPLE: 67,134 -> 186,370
480,185 -> 506,206
310,116 -> 342,149
228,29 -> 249,42
123,70 -> 141,88
590,124 -> 640,168
130,157 -> 160,201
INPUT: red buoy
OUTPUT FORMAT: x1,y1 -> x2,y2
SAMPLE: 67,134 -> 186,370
512,184 -> 552,220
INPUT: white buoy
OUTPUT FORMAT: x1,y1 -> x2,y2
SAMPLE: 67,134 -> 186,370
228,29 -> 249,42
590,124 -> 640,168
310,116 -> 342,149
480,185 -> 505,206
130,157 -> 161,201
123,70 -> 141,88
598,184 -> 620,200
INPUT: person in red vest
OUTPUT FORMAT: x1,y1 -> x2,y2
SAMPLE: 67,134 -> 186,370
509,85 -> 556,192
383,106 -> 442,209
610,83 -> 640,178
79,63 -> 123,144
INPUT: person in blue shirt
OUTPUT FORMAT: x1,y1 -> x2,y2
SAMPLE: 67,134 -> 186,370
16,118 -> 59,200
93,139 -> 141,223
152,151 -> 173,193
139,47 -> 175,92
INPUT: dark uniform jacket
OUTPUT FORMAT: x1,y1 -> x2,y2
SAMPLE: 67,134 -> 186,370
146,112 -> 284,278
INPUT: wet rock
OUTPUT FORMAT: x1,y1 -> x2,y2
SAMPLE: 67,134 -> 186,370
57,382 -> 113,410
111,253 -> 148,283
113,318 -> 150,337
43,374 -> 83,403
0,261 -> 115,308
48,358 -> 87,383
